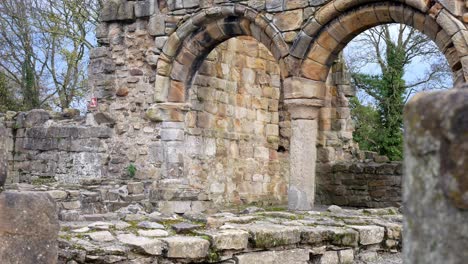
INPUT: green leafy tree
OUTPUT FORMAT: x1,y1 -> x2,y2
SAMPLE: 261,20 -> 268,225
345,24 -> 452,160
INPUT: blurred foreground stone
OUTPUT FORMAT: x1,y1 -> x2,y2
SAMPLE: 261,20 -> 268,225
404,89 -> 468,264
0,191 -> 60,264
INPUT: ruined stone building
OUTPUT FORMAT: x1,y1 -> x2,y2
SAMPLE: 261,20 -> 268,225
1,0 -> 468,218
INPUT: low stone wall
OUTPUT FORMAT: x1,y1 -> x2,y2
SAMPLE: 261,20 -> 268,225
316,162 -> 402,208
1,110 -> 114,185
7,179 -> 219,222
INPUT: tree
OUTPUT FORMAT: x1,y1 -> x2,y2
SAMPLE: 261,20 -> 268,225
0,0 -> 101,112
34,0 -> 100,110
0,71 -> 21,112
344,24 -> 452,160
348,97 -> 380,154
0,0 -> 42,110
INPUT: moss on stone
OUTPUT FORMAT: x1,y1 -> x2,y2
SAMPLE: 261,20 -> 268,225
253,233 -> 288,248
207,248 -> 221,262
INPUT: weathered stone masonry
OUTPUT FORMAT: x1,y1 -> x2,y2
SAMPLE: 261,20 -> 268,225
2,0 -> 468,214
316,161 -> 402,208
90,0 -> 468,211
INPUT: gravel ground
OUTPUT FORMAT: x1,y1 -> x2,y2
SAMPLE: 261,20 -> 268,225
355,253 -> 402,264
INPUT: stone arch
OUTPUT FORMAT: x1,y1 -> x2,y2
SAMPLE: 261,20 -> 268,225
155,4 -> 290,103
283,0 -> 468,211
291,1 -> 468,87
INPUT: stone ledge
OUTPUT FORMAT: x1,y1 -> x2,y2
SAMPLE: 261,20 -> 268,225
58,205 -> 402,263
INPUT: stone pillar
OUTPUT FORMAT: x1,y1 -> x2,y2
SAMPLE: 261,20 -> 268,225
285,98 -> 323,211
403,89 -> 468,264
0,191 -> 60,263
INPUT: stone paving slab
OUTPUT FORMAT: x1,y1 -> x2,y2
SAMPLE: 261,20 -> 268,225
58,205 -> 402,264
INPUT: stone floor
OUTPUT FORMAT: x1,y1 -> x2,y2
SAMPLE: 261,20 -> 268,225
58,205 -> 402,264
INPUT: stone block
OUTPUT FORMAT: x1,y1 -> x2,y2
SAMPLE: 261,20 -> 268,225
88,231 -> 115,242
146,105 -> 185,122
254,146 -> 270,160
302,59 -> 330,81
100,0 -> 135,21
117,233 -> 165,255
135,1 -> 151,18
284,77 -> 326,100
291,31 -> 313,58
62,200 -> 82,210
359,251 -> 378,262
349,225 -> 385,245
23,109 -> 50,128
266,0 -> 283,12
168,80 -> 185,102
316,251 -> 339,264
236,249 -> 310,264
274,10 -> 303,31
183,0 -> 199,8
161,129 -> 185,141
161,236 -> 210,259
157,201 -> 192,214
338,249 -> 354,264
301,226 -> 358,247
127,182 -> 145,195
266,124 -> 279,136
0,192 -> 60,264
244,224 -> 301,248
46,190 -> 68,200
201,229 -> 249,250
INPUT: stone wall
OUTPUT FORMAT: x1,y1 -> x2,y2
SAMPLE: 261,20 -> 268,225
2,0 -> 468,212
0,36 -> 400,213
316,161 -> 402,208
0,37 -> 292,211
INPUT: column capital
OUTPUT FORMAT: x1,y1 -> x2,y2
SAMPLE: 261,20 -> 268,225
283,77 -> 326,100
284,98 -> 324,119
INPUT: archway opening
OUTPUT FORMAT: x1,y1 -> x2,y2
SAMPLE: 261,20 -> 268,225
313,22 -> 453,208
184,36 -> 289,208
